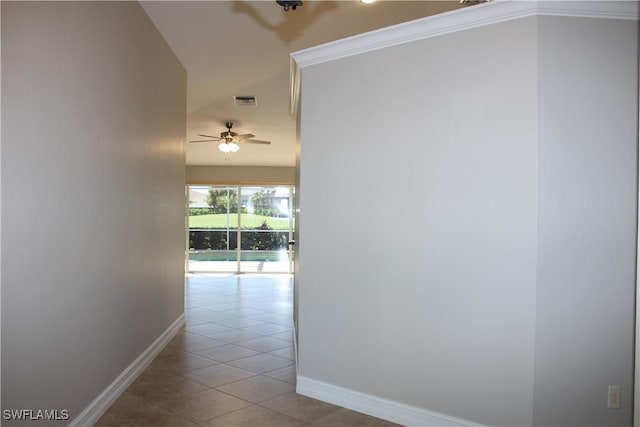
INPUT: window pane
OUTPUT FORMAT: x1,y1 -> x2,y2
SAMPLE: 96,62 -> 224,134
240,186 -> 291,273
187,185 -> 294,273
188,185 -> 238,273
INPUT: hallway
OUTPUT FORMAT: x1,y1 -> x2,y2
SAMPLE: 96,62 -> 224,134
96,274 -> 399,426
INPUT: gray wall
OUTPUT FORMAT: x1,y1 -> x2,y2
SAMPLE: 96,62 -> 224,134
1,2 -> 187,425
298,18 -> 539,426
297,12 -> 638,427
533,16 -> 638,427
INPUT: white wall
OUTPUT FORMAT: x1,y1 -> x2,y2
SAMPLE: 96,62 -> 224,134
295,4 -> 638,427
298,16 -> 539,427
186,165 -> 295,185
533,15 -> 638,427
1,2 -> 186,425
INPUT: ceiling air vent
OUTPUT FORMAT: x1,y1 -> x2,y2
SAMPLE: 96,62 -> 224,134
234,96 -> 257,106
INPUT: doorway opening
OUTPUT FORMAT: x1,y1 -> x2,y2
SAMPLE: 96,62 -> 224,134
187,185 -> 295,274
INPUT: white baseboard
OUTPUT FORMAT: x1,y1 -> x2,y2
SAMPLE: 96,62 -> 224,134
296,376 -> 487,427
69,314 -> 185,427
292,323 -> 298,374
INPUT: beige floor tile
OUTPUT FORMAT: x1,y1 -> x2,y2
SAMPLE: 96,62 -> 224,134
221,307 -> 266,317
95,411 -> 199,427
127,372 -> 210,402
268,330 -> 294,342
155,388 -> 253,423
247,313 -> 294,327
226,353 -> 293,374
260,392 -> 341,423
264,365 -> 297,384
185,363 -> 256,387
187,308 -> 235,323
242,322 -> 292,335
267,346 -> 295,360
184,317 -> 208,327
216,375 -> 295,403
157,340 -> 190,358
187,322 -> 235,336
236,336 -> 291,352
207,328 -> 264,343
201,404 -> 307,427
166,332 -> 227,352
311,408 -> 404,426
94,412 -> 134,427
195,343 -> 261,362
151,351 -> 220,373
216,316 -> 266,328
95,392 -> 200,427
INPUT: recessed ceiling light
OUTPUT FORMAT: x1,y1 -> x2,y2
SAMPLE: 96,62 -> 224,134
361,0 -> 376,3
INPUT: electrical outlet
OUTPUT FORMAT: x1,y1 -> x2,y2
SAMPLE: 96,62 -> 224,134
608,385 -> 621,409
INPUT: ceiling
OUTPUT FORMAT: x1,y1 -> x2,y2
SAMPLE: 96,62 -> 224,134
140,1 -> 463,167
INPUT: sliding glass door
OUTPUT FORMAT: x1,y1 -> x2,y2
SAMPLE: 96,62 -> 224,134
187,185 -> 294,273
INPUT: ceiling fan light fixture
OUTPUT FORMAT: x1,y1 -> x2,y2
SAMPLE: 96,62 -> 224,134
189,122 -> 270,153
276,0 -> 302,11
218,141 -> 240,153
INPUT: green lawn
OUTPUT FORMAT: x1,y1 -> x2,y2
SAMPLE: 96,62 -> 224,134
189,213 -> 290,229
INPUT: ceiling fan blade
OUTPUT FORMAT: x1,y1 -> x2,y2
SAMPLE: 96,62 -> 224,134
189,139 -> 218,143
241,139 -> 271,145
235,133 -> 255,140
198,134 -> 221,140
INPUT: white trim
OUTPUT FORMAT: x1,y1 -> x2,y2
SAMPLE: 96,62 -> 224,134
289,0 -> 639,116
291,0 -> 637,70
296,376 -> 489,427
289,56 -> 301,117
68,314 -> 185,427
634,54 -> 640,427
292,322 -> 299,373
536,0 -> 639,20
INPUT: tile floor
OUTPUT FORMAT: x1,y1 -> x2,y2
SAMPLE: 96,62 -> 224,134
95,273 -> 400,427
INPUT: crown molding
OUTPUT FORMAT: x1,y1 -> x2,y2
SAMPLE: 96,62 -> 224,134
536,0 -> 639,20
289,0 -> 638,115
291,1 -> 637,69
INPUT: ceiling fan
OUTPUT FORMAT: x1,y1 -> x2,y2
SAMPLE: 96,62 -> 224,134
190,122 -> 271,153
